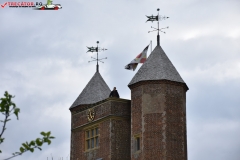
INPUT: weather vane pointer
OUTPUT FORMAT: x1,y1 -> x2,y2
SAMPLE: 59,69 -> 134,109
146,8 -> 169,45
86,41 -> 107,72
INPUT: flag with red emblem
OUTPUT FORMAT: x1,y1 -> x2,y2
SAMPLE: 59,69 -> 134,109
125,45 -> 149,71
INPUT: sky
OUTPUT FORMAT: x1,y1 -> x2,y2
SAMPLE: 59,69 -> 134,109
0,0 -> 240,159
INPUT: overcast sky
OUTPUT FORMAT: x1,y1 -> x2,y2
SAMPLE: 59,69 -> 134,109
1,0 -> 240,160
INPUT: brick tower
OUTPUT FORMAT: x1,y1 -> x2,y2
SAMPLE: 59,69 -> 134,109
128,42 -> 189,159
69,67 -> 131,160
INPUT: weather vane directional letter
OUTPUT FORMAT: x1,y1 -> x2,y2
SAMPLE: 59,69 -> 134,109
146,8 -> 169,46
86,41 -> 107,72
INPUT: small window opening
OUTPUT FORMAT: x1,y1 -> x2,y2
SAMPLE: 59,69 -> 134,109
136,137 -> 140,151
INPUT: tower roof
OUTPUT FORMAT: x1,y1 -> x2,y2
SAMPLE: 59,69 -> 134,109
70,71 -> 111,108
129,45 -> 186,86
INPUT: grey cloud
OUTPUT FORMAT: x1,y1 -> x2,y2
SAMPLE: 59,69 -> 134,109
0,0 -> 240,159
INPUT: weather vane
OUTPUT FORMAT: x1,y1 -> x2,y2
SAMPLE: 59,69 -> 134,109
146,8 -> 169,45
86,41 -> 107,72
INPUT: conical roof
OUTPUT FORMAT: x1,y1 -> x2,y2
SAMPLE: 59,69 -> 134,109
70,71 -> 111,108
129,45 -> 186,86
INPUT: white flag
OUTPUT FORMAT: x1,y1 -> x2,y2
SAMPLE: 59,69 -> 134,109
125,45 -> 149,71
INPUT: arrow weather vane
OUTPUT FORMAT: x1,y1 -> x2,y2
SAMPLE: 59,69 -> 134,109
146,8 -> 169,46
86,41 -> 107,72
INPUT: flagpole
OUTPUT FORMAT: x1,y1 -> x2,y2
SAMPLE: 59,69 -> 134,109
157,8 -> 160,46
96,41 -> 99,72
150,40 -> 152,53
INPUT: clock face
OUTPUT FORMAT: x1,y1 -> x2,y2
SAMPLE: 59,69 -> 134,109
87,108 -> 95,122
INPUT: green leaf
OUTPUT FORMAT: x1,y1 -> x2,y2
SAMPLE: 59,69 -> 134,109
30,140 -> 35,146
40,132 -> 46,136
22,143 -> 29,149
20,147 -> 24,153
13,152 -> 19,155
29,148 -> 34,152
36,138 -> 41,146
0,137 -> 4,143
14,108 -> 20,120
6,118 -> 11,122
49,136 -> 55,139
36,138 -> 43,146
46,131 -> 51,137
47,139 -> 51,145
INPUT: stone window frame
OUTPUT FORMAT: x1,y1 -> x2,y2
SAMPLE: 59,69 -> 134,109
85,126 -> 99,151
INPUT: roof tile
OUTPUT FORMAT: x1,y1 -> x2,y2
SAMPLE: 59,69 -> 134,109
70,71 -> 111,108
129,45 -> 186,86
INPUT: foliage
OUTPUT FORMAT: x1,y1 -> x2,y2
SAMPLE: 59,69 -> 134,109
0,91 -> 55,159
4,131 -> 55,160
0,91 -> 20,153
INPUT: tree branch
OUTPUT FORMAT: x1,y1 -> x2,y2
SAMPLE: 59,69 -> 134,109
3,131 -> 55,160
0,111 -> 9,144
0,91 -> 20,153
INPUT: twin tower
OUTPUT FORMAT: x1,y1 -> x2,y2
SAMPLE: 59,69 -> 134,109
69,42 -> 189,160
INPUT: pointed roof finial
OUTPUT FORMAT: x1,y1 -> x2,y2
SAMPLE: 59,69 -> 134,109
87,41 -> 108,72
146,8 -> 169,46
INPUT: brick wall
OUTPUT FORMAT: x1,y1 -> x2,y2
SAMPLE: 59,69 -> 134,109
70,98 -> 131,160
131,86 -> 143,160
70,80 -> 187,160
111,119 -> 131,159
130,80 -> 188,160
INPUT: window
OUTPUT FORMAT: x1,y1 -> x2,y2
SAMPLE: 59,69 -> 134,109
86,127 -> 99,150
136,137 -> 140,151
